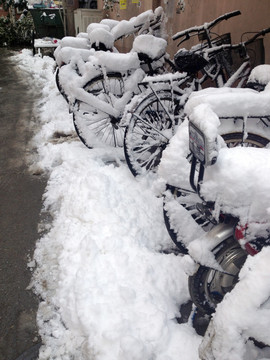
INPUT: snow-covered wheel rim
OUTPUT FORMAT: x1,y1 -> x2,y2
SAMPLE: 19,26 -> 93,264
188,237 -> 248,315
163,185 -> 214,254
55,67 -> 69,103
73,72 -> 125,148
124,90 -> 183,177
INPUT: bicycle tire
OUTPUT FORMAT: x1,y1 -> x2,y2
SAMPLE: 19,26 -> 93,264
55,67 -> 69,103
124,89 -> 183,177
163,131 -> 270,254
73,72 -> 125,148
163,185 -> 214,254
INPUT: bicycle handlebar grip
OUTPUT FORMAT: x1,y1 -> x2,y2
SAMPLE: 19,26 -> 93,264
224,10 -> 241,20
244,26 -> 270,46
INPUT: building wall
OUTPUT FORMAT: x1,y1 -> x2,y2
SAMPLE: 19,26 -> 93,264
0,8 -> 7,17
166,0 -> 270,64
0,7 -> 22,20
98,0 -> 270,64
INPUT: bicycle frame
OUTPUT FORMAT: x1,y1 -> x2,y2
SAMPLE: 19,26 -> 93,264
139,20 -> 270,134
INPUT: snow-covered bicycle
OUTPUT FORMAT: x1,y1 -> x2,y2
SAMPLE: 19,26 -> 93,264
54,7 -> 168,147
55,7 -> 166,104
156,81 -> 270,352
123,11 -> 270,176
180,90 -> 270,355
161,67 -> 270,255
72,32 -> 168,148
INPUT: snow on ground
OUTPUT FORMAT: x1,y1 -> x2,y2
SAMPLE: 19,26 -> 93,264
11,49 -> 270,360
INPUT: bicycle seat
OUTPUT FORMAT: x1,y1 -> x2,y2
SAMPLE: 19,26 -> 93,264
174,49 -> 208,74
246,64 -> 270,92
132,34 -> 167,62
93,51 -> 140,72
88,27 -> 114,51
185,87 -> 270,118
137,52 -> 156,64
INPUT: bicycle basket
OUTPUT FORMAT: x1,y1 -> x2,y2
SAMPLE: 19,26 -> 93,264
174,49 -> 208,74
198,32 -> 231,46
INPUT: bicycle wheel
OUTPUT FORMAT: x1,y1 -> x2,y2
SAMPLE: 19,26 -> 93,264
73,72 -> 125,148
163,185 -> 215,254
124,90 -> 183,177
188,236 -> 247,315
163,131 -> 270,254
55,67 -> 69,103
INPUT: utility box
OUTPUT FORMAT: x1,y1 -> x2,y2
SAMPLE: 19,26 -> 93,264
74,9 -> 103,34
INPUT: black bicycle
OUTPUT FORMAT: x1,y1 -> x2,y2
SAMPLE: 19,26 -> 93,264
123,10 -> 270,177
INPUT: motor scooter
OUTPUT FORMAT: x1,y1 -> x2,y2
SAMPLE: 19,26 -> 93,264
184,96 -> 270,357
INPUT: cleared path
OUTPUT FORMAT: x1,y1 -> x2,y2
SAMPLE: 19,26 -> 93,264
0,48 -> 46,360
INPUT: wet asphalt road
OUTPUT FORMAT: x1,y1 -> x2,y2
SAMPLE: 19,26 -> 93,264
0,48 -> 46,360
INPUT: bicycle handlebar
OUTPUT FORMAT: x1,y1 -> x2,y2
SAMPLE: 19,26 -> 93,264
205,26 -> 270,59
172,10 -> 241,42
244,27 -> 270,46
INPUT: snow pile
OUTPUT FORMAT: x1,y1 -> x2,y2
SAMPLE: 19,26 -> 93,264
12,50 -> 201,360
201,147 -> 270,223
34,145 -> 198,360
11,49 -> 270,360
248,64 -> 270,86
184,86 -> 270,118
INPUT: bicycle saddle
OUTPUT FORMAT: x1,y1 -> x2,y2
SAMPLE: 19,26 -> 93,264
174,49 -> 208,74
132,34 -> 167,62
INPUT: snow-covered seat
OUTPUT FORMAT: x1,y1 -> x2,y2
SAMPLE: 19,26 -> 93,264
59,36 -> 89,49
132,34 -> 167,61
246,64 -> 270,91
54,47 -> 92,67
88,28 -> 114,51
87,22 -> 111,35
92,51 -> 140,72
185,86 -> 270,119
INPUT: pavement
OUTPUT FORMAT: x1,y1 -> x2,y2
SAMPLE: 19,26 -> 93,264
0,48 -> 46,360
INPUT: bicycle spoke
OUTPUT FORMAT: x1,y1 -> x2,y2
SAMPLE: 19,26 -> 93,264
73,73 -> 125,148
133,113 -> 171,141
124,90 -> 181,176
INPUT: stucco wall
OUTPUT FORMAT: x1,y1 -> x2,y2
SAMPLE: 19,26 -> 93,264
101,0 -> 154,52
166,0 -> 270,64
99,0 -> 270,64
